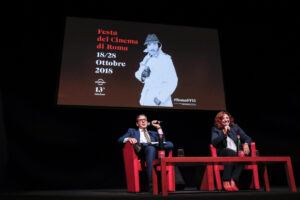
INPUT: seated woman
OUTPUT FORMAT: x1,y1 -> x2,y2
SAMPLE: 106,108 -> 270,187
211,111 -> 252,191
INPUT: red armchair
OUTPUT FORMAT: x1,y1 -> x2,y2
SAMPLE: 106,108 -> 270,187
210,142 -> 260,190
122,142 -> 175,192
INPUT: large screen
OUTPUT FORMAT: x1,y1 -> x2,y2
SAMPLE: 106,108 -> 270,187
57,17 -> 226,110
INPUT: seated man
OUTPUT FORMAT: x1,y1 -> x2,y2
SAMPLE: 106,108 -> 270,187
118,114 -> 173,192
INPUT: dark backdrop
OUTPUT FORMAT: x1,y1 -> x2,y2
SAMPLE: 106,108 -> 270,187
1,1 -> 299,191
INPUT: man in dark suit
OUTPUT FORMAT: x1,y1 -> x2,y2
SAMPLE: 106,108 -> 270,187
118,114 -> 173,192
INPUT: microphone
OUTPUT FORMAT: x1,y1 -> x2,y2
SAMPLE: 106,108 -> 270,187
225,122 -> 230,133
147,121 -> 163,126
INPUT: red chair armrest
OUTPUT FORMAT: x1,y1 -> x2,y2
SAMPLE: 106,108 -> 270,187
210,144 -> 217,157
250,142 -> 257,157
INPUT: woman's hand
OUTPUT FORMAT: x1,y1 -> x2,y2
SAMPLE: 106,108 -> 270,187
243,143 -> 250,155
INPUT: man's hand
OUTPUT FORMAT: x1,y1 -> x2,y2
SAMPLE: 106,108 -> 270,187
154,97 -> 161,105
151,120 -> 161,129
128,137 -> 137,144
243,143 -> 250,155
141,66 -> 151,78
142,53 -> 152,61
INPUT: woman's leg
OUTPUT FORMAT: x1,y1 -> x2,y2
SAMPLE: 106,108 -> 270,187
219,148 -> 237,181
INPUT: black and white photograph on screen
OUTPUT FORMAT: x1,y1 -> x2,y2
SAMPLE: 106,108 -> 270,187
57,17 -> 227,110
135,34 -> 178,107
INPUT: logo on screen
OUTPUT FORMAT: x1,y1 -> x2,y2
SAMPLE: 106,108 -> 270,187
95,87 -> 106,96
95,78 -> 106,86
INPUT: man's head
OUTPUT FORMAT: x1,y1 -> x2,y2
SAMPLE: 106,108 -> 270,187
144,34 -> 161,56
136,114 -> 148,129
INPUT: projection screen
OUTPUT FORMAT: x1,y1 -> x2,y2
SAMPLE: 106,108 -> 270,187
57,17 -> 226,110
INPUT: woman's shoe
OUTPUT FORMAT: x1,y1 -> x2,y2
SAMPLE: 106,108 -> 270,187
230,179 -> 239,191
224,186 -> 232,191
231,185 -> 239,191
223,181 -> 232,191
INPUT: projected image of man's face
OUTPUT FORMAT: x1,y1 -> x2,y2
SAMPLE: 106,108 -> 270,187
147,42 -> 159,56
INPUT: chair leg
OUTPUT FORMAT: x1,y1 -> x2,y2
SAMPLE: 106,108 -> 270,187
200,165 -> 215,191
125,168 -> 140,192
130,162 -> 140,192
152,165 -> 158,195
263,165 -> 270,192
214,166 -> 223,190
249,166 -> 260,189
167,166 -> 176,192
252,165 -> 260,189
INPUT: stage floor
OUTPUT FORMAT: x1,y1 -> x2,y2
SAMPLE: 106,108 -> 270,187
0,187 -> 299,200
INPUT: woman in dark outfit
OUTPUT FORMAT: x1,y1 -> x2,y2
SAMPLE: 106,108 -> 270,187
211,111 -> 252,191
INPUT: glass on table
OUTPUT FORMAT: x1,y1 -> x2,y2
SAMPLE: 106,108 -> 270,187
177,149 -> 184,157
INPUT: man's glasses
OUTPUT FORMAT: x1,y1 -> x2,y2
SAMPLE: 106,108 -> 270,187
137,118 -> 147,122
